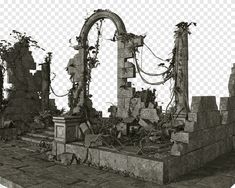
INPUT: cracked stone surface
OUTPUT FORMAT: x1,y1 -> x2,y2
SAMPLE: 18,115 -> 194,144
0,140 -> 235,188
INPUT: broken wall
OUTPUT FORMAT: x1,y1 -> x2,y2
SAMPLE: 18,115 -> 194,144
3,40 -> 42,123
168,96 -> 235,181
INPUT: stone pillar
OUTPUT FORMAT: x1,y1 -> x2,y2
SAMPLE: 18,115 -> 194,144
41,53 -> 51,111
228,63 -> 235,97
0,65 -> 3,111
174,24 -> 190,114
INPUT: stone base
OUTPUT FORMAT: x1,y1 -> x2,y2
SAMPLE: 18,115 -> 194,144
52,137 -> 234,185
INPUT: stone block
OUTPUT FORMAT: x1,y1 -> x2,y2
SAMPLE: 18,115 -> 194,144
191,96 -> 218,112
215,126 -> 226,141
116,107 -> 129,118
225,137 -> 233,153
138,119 -> 154,131
216,140 -> 226,157
118,35 -> 144,49
54,142 -> 66,156
124,35 -> 144,48
221,110 -> 235,124
171,131 -> 192,144
118,87 -> 135,98
53,116 -> 81,143
207,111 -> 221,127
84,134 -> 102,148
220,97 -> 235,110
166,156 -> 184,182
127,155 -> 164,184
221,111 -> 230,125
202,127 -> 216,146
66,143 -> 87,162
188,112 -> 207,129
118,47 -> 133,58
225,123 -> 233,137
140,108 -> 159,123
170,135 -> 202,156
170,142 -> 185,156
184,120 -> 199,132
183,149 -> 203,173
79,122 -> 91,136
118,64 -> 136,78
100,150 -> 128,172
202,143 -> 217,164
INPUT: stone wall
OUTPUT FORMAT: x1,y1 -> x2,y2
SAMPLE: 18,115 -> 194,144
168,96 -> 235,182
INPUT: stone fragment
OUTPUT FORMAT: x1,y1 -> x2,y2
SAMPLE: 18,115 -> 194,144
140,108 -> 159,123
58,152 -> 78,165
79,122 -> 91,136
138,119 -> 154,131
171,131 -> 191,144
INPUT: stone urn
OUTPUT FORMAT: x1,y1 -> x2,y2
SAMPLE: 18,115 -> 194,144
228,63 -> 235,97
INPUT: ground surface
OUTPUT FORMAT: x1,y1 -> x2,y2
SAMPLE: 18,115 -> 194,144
0,140 -> 235,188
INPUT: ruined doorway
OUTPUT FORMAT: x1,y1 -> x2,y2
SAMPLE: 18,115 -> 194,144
88,19 -> 118,117
69,10 -> 144,119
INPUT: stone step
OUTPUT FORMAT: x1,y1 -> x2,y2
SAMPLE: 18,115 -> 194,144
26,132 -> 54,140
20,135 -> 53,146
47,126 -> 54,131
44,130 -> 54,136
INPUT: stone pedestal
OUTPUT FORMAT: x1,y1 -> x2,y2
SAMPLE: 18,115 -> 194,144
53,116 -> 81,144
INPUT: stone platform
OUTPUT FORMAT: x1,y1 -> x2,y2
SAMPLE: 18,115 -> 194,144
1,140 -> 235,187
52,96 -> 235,185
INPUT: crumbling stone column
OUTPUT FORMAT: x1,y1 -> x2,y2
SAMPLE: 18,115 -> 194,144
228,63 -> 235,97
0,65 -> 3,111
174,23 -> 190,114
41,52 -> 51,111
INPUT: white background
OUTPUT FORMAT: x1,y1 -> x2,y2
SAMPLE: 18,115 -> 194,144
0,0 -> 234,116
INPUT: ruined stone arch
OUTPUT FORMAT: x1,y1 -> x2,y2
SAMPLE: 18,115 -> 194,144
70,9 -> 143,118
78,10 -> 127,45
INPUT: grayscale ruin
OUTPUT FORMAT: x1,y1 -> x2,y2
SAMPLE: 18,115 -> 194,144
0,9 -> 235,186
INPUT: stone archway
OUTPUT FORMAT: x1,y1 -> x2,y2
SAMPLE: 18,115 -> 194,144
68,9 -> 144,118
